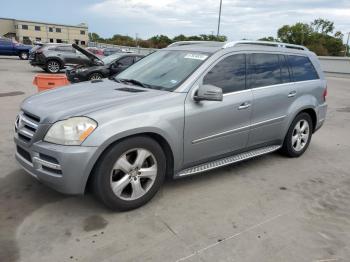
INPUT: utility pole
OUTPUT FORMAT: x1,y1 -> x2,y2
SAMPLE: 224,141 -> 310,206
345,32 -> 350,57
217,0 -> 223,38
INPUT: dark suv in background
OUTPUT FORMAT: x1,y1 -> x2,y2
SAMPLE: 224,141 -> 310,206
66,52 -> 144,82
29,44 -> 98,73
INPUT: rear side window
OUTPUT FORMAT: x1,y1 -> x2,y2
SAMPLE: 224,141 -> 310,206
203,54 -> 246,94
288,55 -> 319,82
248,53 -> 281,88
55,46 -> 74,53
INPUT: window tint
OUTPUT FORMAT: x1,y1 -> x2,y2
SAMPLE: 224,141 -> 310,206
203,54 -> 246,94
118,56 -> 134,66
288,55 -> 319,81
134,56 -> 143,62
279,55 -> 291,83
248,53 -> 281,88
56,46 -> 74,52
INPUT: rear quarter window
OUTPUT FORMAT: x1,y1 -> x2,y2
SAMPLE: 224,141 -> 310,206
288,55 -> 319,82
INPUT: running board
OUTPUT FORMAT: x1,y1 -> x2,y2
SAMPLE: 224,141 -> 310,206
176,145 -> 281,177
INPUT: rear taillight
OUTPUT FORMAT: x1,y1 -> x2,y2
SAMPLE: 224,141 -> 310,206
323,86 -> 328,102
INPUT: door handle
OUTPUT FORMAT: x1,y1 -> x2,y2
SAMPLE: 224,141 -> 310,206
288,91 -> 297,97
238,102 -> 251,110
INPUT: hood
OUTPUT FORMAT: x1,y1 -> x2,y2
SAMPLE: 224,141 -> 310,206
72,43 -> 103,65
21,80 -> 166,123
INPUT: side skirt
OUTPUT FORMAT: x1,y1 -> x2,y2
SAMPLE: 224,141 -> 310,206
175,145 -> 281,178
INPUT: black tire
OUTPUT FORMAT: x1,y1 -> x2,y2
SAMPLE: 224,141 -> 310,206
92,136 -> 166,211
19,51 -> 29,60
280,112 -> 313,157
88,72 -> 103,80
45,59 -> 61,73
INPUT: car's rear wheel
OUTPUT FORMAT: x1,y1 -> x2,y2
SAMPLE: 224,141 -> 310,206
19,51 -> 28,60
88,72 -> 103,80
281,112 -> 313,157
46,60 -> 61,73
92,136 -> 166,211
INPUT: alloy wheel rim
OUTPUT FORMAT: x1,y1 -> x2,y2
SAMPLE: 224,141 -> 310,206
22,53 -> 28,59
90,74 -> 102,80
110,148 -> 157,201
292,120 -> 310,152
48,61 -> 59,72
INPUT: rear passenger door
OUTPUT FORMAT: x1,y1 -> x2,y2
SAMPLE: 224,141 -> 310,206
247,53 -> 293,147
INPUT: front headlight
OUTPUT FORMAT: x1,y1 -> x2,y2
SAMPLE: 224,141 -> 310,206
44,117 -> 97,145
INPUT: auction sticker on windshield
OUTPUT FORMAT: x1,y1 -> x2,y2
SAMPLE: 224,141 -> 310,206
184,53 -> 208,60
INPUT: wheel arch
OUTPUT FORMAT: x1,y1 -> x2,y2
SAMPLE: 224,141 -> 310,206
84,131 -> 175,193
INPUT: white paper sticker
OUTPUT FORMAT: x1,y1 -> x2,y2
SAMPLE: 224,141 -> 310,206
184,54 -> 208,60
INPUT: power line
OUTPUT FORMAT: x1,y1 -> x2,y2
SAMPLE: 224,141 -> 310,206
217,0 -> 223,37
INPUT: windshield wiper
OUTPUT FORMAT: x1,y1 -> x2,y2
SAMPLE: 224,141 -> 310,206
114,78 -> 151,89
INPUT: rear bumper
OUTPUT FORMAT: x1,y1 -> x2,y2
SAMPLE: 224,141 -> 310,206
14,137 -> 98,195
315,103 -> 327,132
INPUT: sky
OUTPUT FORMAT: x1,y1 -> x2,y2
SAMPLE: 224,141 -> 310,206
1,0 -> 350,41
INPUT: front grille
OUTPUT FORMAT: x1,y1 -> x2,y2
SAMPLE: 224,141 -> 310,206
15,111 -> 40,143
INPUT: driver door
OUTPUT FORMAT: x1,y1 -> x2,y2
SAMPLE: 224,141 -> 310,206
183,53 -> 252,166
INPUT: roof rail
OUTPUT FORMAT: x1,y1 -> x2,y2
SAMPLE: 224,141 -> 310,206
222,40 -> 309,51
168,41 -> 223,47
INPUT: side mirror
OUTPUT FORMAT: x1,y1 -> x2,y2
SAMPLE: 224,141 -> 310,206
194,84 -> 223,102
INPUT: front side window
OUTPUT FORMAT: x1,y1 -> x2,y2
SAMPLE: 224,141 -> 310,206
248,53 -> 281,88
203,54 -> 246,94
116,50 -> 209,91
118,56 -> 134,66
288,55 -> 319,82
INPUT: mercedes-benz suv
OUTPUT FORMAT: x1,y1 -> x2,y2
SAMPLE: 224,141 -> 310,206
14,41 -> 327,210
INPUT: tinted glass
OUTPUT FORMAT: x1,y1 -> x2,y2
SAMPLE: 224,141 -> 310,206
116,50 -> 209,91
279,55 -> 291,83
248,53 -> 281,88
288,55 -> 319,81
118,56 -> 134,66
56,46 -> 74,52
203,54 -> 246,94
102,53 -> 123,64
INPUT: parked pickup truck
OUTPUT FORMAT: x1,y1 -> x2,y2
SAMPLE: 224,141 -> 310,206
0,37 -> 32,60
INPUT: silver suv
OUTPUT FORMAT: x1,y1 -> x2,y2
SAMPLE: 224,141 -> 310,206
14,41 -> 327,210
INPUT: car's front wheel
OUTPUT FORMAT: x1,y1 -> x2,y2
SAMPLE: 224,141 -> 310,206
281,112 -> 313,157
19,51 -> 29,60
46,60 -> 61,73
88,72 -> 103,81
92,136 -> 166,211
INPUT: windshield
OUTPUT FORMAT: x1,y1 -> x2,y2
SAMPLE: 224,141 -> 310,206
115,50 -> 209,91
102,53 -> 123,64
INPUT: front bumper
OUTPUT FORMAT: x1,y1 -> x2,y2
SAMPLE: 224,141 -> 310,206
65,70 -> 83,83
14,136 -> 98,195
